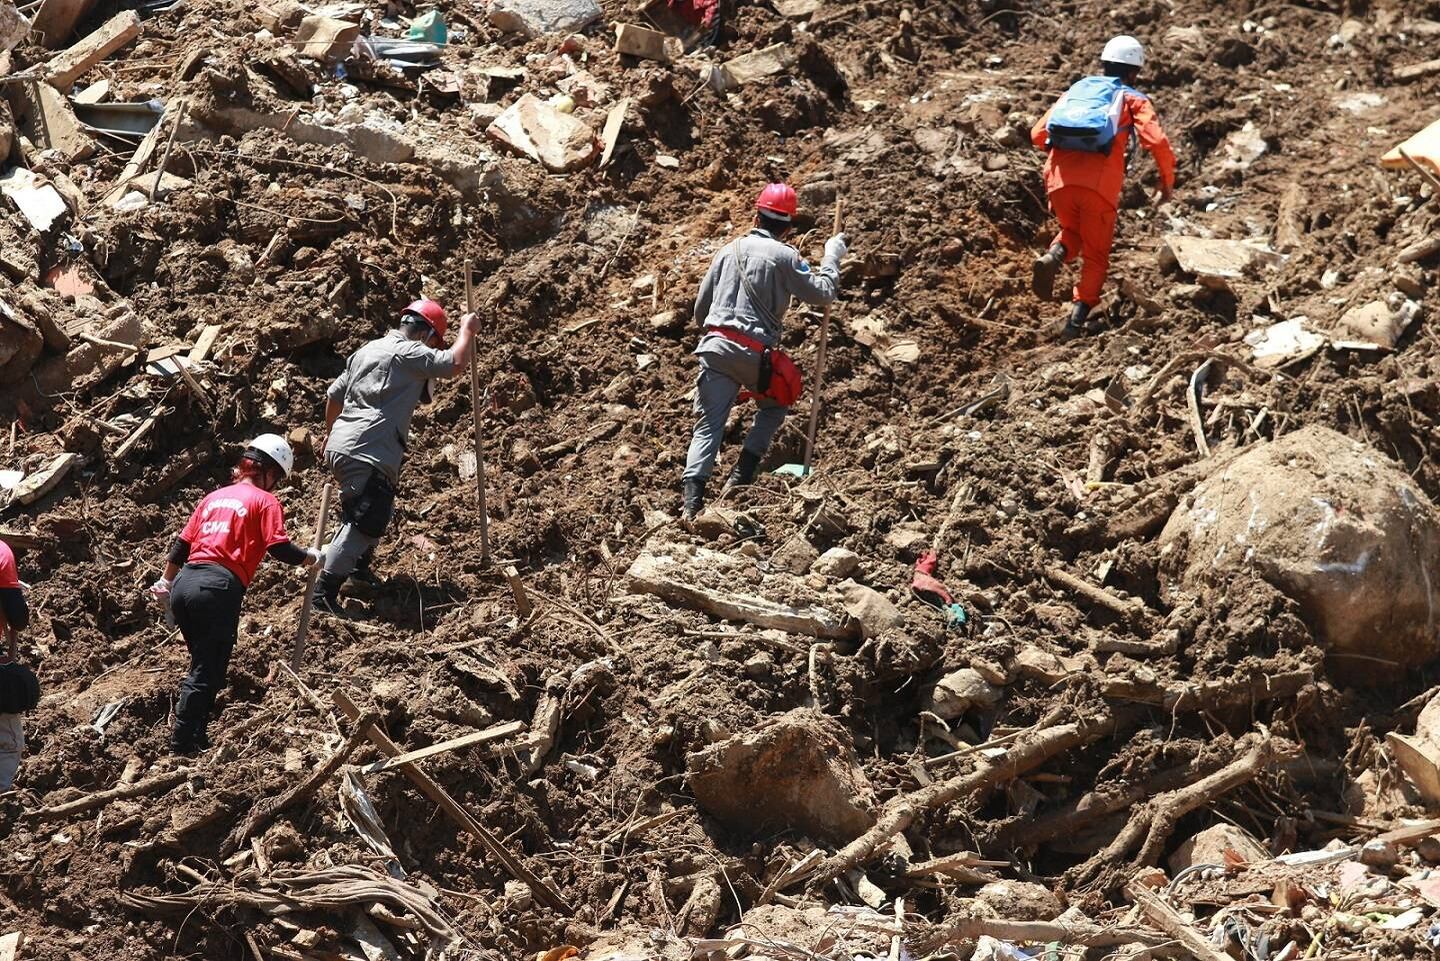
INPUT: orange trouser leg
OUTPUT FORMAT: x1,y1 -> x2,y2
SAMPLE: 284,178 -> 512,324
1048,186 -> 1118,307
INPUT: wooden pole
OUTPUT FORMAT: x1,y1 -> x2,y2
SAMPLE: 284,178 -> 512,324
464,260 -> 493,565
290,482 -> 333,670
801,199 -> 844,475
147,96 -> 188,200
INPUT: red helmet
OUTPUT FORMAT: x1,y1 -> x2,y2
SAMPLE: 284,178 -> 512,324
402,298 -> 448,339
755,182 -> 797,221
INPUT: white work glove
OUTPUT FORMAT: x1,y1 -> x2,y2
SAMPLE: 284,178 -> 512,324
305,547 -> 325,568
149,577 -> 173,602
824,232 -> 849,263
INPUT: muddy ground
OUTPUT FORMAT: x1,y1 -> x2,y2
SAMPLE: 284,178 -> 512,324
5,0 -> 1440,958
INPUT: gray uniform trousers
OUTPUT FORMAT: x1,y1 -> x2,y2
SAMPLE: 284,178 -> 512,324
0,712 -> 21,791
682,336 -> 787,482
322,450 -> 386,578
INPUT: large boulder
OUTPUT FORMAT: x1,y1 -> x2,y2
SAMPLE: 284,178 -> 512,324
687,708 -> 876,842
1158,425 -> 1440,666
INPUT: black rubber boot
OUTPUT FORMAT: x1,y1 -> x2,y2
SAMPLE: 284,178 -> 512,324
351,546 -> 383,588
1031,242 -> 1066,300
682,478 -> 706,521
725,449 -> 762,489
1059,302 -> 1092,342
311,570 -> 347,614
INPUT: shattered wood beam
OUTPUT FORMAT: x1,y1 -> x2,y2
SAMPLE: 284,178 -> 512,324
900,916 -> 1172,953
29,767 -> 190,821
359,720 -> 525,774
332,689 -> 573,915
1004,757 -> 1220,850
1043,565 -> 1150,622
45,10 -> 140,91
520,676 -> 565,777
1069,734 -> 1301,888
220,712 -> 377,856
1125,882 -> 1235,961
628,549 -> 857,640
805,708 -> 1122,891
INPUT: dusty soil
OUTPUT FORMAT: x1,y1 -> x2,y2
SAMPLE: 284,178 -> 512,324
6,0 -> 1440,958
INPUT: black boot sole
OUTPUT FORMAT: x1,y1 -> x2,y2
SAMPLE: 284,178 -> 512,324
1032,255 -> 1060,301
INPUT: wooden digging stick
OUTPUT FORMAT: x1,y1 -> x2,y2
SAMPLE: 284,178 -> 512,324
464,259 -> 493,565
802,199 -> 844,475
290,482 -> 333,670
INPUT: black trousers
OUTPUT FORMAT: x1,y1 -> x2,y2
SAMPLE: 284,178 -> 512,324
169,563 -> 244,748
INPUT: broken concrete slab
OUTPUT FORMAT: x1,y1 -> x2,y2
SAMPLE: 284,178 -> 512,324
924,668 -> 1003,720
1159,235 -> 1281,284
614,23 -> 680,62
1217,122 -> 1267,173
0,2 -> 29,52
0,167 -> 68,232
1159,425 -> 1440,668
812,547 -> 860,579
1245,317 -> 1326,369
45,10 -> 141,92
292,15 -> 359,65
713,43 -> 794,90
627,542 -> 858,640
776,0 -> 823,16
687,708 -> 877,842
1274,181 -> 1308,253
1169,823 -> 1268,872
0,299 -> 42,385
1332,296 -> 1421,351
485,93 -> 598,173
10,79 -> 95,161
488,0 -> 602,37
192,102 -> 499,200
840,581 -> 903,639
29,0 -> 92,49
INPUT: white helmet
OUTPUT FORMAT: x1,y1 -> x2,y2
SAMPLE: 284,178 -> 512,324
247,433 -> 295,478
1101,35 -> 1145,68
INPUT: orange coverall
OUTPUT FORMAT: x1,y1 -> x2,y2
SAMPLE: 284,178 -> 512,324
1030,90 -> 1176,307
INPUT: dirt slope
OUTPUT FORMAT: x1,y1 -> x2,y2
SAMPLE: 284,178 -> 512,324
5,0 -> 1440,958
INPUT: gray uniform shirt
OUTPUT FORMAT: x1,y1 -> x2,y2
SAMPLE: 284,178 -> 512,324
693,228 -> 841,350
325,331 -> 456,482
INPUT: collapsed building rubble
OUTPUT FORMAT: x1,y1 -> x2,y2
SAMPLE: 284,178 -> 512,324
4,0 -> 1440,960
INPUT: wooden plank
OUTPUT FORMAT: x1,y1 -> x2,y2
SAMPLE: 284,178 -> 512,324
332,689 -> 573,915
29,0 -> 93,49
599,97 -> 630,168
1395,57 -> 1440,81
504,565 -> 534,618
100,109 -> 166,206
360,721 -> 525,774
188,323 -> 223,363
45,10 -> 141,91
1126,881 -> 1233,961
0,931 -> 24,961
1378,817 -> 1440,846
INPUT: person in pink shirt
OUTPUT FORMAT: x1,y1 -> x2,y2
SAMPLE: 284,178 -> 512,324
0,538 -> 35,790
150,435 -> 321,754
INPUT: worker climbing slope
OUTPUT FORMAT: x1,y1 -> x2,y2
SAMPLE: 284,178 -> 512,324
315,298 -> 480,612
151,436 -> 321,755
1030,35 -> 1176,340
681,183 -> 848,521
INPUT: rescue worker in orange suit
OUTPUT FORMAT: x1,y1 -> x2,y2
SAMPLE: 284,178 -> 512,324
1030,35 -> 1176,340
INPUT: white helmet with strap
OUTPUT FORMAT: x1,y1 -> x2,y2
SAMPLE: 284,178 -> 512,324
247,433 -> 295,477
1101,35 -> 1145,68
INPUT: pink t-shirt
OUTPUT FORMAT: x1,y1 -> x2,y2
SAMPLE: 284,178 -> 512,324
179,483 -> 289,587
0,540 -> 18,635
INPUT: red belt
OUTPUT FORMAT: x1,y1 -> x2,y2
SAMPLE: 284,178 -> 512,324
706,326 -> 770,353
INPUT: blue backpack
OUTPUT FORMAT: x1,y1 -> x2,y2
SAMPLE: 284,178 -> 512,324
1045,76 -> 1138,154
